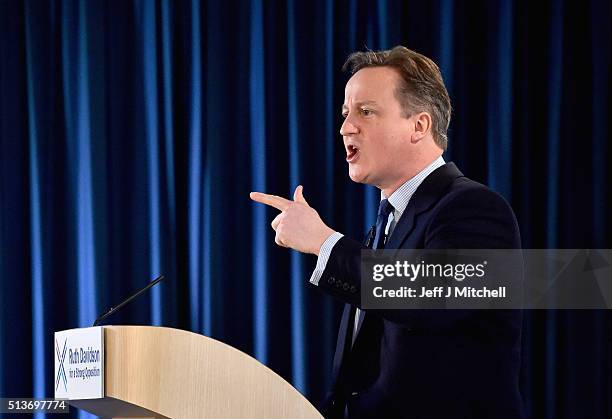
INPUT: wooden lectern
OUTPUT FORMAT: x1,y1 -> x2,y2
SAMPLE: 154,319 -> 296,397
70,326 -> 323,419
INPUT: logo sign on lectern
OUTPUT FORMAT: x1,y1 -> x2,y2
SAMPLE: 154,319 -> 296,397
54,327 -> 104,400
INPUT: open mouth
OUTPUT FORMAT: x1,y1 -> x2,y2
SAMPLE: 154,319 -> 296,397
346,144 -> 360,163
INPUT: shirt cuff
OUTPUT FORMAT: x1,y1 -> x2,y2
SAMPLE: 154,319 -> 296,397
309,232 -> 344,286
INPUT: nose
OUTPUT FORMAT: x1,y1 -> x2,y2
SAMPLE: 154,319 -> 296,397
340,116 -> 359,136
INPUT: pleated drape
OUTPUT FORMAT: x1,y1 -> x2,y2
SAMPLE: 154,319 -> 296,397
1,1 -> 611,418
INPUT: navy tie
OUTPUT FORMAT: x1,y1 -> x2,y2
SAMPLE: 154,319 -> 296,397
344,199 -> 396,417
372,199 -> 395,250
351,199 -> 395,347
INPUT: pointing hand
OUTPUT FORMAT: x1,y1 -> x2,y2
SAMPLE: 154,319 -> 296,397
250,185 -> 335,255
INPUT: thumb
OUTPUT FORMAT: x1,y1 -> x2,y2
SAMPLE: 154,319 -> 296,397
293,185 -> 309,205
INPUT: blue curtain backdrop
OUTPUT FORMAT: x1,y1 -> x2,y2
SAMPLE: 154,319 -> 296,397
1,0 -> 612,418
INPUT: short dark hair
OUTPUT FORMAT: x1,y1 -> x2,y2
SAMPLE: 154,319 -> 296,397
343,46 -> 451,150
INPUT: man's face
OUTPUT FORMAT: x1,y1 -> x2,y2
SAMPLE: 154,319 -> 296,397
341,66 -> 414,191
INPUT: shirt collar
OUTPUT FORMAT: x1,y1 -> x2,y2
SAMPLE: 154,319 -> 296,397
382,156 -> 446,219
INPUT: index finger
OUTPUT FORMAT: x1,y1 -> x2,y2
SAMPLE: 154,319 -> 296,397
250,192 -> 292,211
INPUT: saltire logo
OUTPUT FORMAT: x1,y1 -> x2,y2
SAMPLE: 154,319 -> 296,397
55,338 -> 68,392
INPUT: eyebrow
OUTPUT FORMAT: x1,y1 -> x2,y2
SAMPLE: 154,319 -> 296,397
341,101 -> 379,112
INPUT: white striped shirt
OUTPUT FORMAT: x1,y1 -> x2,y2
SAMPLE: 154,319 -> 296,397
309,156 -> 446,287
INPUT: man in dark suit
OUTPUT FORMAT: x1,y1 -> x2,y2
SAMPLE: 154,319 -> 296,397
251,46 -> 523,419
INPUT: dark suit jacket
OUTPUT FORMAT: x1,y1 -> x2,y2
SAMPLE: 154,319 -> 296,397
315,163 -> 524,419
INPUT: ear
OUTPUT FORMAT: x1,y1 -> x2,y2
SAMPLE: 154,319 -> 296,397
411,112 -> 432,143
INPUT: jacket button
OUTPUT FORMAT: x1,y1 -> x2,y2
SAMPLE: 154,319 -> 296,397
328,276 -> 335,285
343,283 -> 349,291
350,286 -> 356,293
335,281 -> 342,288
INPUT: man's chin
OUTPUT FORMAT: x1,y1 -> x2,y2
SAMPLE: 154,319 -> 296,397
348,169 -> 368,184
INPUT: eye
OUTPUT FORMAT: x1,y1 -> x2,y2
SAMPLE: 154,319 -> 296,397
360,108 -> 373,116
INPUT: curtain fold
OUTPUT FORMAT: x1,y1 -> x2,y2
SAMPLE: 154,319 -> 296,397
1,1 -> 611,417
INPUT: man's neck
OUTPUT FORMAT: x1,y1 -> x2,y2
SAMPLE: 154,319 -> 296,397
381,154 -> 443,198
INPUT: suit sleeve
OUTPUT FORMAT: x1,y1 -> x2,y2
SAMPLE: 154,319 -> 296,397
314,186 -> 521,331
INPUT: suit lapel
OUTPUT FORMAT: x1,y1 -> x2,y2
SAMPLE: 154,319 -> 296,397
333,224 -> 380,381
336,164 -> 464,378
332,304 -> 354,382
386,162 -> 464,250
352,164 -> 463,350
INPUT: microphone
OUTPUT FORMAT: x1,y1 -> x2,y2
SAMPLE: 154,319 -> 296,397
92,275 -> 165,326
